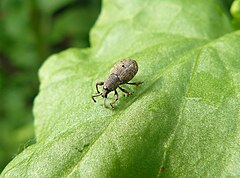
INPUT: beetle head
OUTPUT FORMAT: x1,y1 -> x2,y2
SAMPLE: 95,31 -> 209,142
102,87 -> 110,98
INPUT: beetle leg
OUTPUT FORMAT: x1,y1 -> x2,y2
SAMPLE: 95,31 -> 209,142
110,90 -> 118,109
96,82 -> 104,93
126,81 -> 143,86
92,93 -> 101,102
103,97 -> 107,108
118,86 -> 132,96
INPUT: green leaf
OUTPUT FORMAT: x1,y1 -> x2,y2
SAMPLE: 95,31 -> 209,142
231,0 -> 240,20
2,0 -> 240,177
36,0 -> 74,13
231,0 -> 240,29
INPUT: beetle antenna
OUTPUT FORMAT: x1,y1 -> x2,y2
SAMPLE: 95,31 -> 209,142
92,93 -> 102,102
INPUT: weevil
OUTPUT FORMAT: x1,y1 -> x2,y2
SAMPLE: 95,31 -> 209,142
92,59 -> 143,109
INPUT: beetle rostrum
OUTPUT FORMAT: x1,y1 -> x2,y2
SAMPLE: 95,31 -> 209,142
92,59 -> 143,109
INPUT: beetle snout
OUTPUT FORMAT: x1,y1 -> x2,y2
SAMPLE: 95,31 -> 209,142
102,88 -> 109,98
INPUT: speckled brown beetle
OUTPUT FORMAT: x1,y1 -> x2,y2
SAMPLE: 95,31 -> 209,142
92,59 -> 143,109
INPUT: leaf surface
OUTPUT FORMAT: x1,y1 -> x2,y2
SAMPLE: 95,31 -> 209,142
2,0 -> 240,177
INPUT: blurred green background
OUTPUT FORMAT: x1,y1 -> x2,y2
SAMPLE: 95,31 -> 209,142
0,0 -> 101,172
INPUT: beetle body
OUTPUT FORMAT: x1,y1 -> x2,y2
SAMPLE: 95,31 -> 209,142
92,59 -> 143,109
109,59 -> 138,84
104,59 -> 138,92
